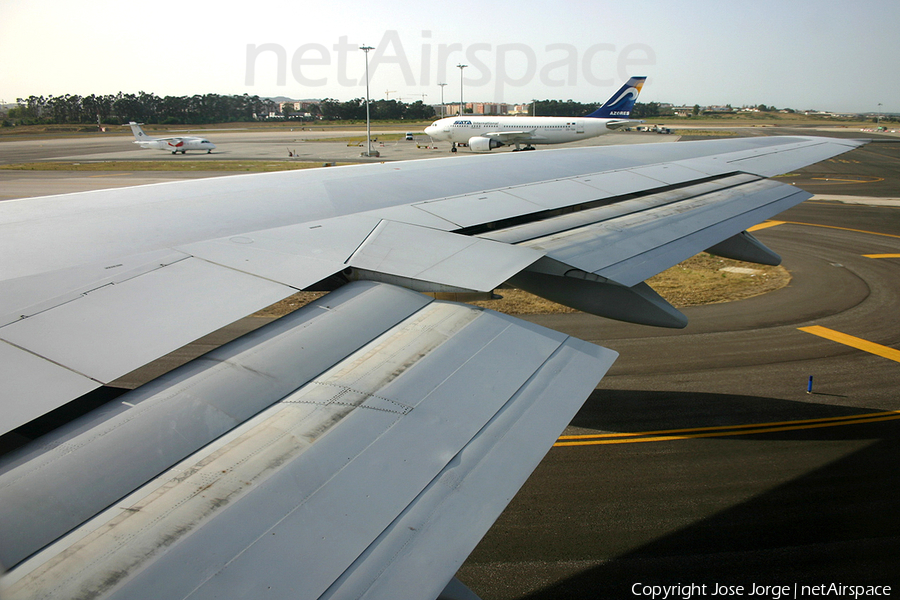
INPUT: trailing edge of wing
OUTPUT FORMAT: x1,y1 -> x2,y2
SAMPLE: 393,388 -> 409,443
346,219 -> 542,292
487,173 -> 809,288
333,320 -> 613,600
0,257 -> 296,436
0,217 -> 541,437
0,282 -> 434,569
0,281 -> 616,599
180,216 -> 543,293
484,130 -> 534,143
604,119 -> 642,130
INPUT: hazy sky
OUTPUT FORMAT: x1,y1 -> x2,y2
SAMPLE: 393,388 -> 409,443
2,0 -> 897,113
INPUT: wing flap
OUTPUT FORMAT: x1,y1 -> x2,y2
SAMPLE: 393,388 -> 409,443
347,220 -> 542,292
484,130 -> 535,143
503,177 -> 612,210
182,215 -> 543,293
592,181 -> 808,286
480,174 -> 756,246
604,119 -> 643,130
512,175 -> 809,286
333,335 -> 616,600
0,282 -> 616,600
0,341 -> 100,436
176,213 -> 382,276
683,136 -> 864,178
414,189 -> 545,228
0,212 -> 540,436
178,235 -> 348,289
0,249 -> 192,327
0,257 -> 295,435
0,281 -> 432,569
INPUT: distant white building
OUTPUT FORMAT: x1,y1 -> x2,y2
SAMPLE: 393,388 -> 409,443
0,103 -> 20,117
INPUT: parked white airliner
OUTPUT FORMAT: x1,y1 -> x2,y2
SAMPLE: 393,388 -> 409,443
424,76 -> 646,152
128,122 -> 216,154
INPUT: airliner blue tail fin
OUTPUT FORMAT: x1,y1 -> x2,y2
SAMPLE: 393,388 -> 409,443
586,76 -> 647,118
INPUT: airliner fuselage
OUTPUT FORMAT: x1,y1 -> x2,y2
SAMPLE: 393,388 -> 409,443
424,76 -> 646,152
425,116 -> 616,150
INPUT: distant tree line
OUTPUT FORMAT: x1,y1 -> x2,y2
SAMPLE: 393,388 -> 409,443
10,94 -> 884,126
531,100 -> 667,118
6,92 -> 280,125
530,99 -> 600,117
4,92 -> 436,126
318,98 -> 435,121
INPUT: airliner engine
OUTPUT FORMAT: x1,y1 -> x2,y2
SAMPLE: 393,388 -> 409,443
467,136 -> 504,152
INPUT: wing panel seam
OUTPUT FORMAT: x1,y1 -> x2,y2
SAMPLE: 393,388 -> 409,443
458,172 -> 747,239
0,337 -> 102,386
324,334 -> 575,594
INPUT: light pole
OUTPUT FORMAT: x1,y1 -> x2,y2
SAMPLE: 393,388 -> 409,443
457,64 -> 467,116
438,82 -> 447,117
360,44 -> 376,157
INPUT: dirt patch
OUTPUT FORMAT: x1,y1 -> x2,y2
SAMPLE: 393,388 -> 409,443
644,253 -> 790,308
254,254 -> 790,318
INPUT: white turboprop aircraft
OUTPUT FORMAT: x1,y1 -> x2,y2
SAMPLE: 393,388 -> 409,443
0,135 -> 863,599
424,76 -> 646,152
128,121 -> 216,154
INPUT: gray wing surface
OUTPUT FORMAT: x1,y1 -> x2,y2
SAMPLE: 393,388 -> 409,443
604,119 -> 642,130
483,130 -> 538,143
0,282 -> 616,600
0,135 -> 862,599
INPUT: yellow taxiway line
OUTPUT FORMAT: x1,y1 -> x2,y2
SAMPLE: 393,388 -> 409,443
750,220 -> 900,240
554,411 -> 900,446
561,223 -> 900,448
556,326 -> 900,447
810,177 -> 884,184
747,221 -> 785,232
799,325 -> 900,363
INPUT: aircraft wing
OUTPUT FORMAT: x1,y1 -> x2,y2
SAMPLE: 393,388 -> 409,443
132,136 -> 185,148
0,135 -> 862,599
604,118 -> 643,130
483,129 -> 541,143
